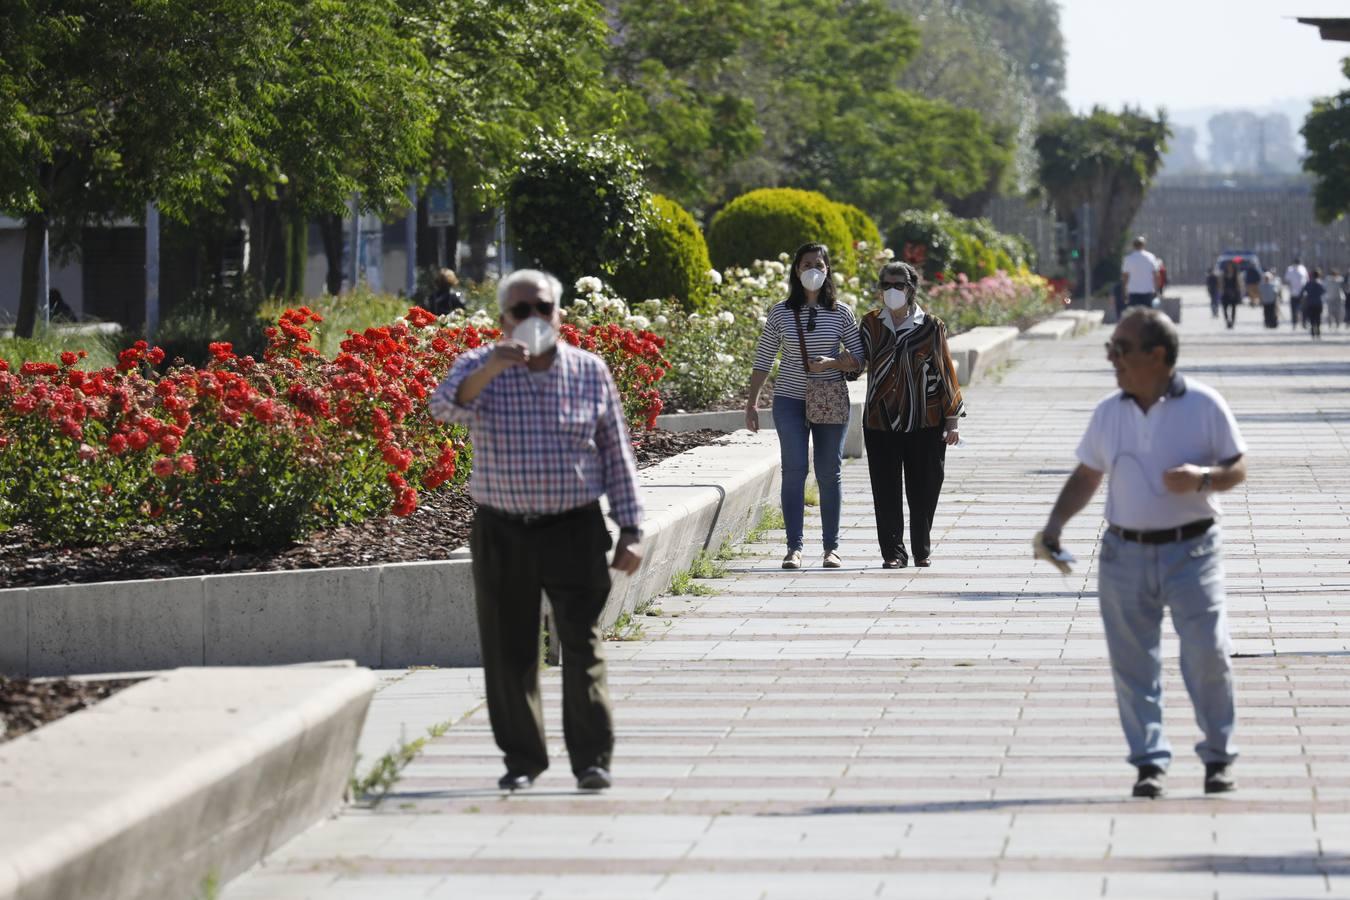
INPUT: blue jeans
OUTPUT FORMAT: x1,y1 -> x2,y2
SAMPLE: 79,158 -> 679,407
1097,526 -> 1237,770
772,396 -> 847,553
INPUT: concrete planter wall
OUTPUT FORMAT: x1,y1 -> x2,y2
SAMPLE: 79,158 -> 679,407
0,664 -> 375,900
1,432 -> 780,677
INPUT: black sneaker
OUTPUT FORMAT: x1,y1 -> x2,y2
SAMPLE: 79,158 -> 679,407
497,770 -> 536,791
576,766 -> 612,791
1204,762 -> 1236,794
1132,764 -> 1166,798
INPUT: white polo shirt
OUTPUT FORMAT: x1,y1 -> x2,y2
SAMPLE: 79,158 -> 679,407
1076,374 -> 1246,530
1121,250 -> 1160,296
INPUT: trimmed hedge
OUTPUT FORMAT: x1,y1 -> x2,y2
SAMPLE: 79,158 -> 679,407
887,209 -> 1027,281
611,195 -> 713,312
707,188 -> 854,273
834,201 -> 883,252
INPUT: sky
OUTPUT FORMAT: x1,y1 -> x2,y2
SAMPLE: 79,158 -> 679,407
1060,0 -> 1350,114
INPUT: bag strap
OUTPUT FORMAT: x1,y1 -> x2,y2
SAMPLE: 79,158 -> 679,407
791,306 -> 812,375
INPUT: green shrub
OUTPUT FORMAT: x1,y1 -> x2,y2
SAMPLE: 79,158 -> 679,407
506,132 -> 652,296
707,188 -> 854,274
833,201 -> 882,252
158,282 -> 267,367
886,209 -> 961,279
610,195 -> 713,312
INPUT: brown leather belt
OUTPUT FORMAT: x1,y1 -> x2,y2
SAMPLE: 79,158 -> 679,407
1107,518 -> 1214,544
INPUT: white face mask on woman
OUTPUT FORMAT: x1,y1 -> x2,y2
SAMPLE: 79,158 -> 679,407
883,287 -> 909,311
800,268 -> 828,292
512,316 -> 557,355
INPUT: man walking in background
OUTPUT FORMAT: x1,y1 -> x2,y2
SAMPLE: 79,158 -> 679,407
1120,237 -> 1162,309
1036,308 -> 1247,799
1285,256 -> 1308,329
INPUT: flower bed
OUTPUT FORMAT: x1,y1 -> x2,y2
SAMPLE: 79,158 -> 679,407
0,306 -> 671,552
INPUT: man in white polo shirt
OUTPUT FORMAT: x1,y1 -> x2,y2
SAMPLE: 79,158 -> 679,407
1120,236 -> 1162,309
1037,307 -> 1248,799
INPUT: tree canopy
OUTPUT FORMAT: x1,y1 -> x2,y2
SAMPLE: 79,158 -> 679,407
1036,107 -> 1169,288
1303,58 -> 1350,225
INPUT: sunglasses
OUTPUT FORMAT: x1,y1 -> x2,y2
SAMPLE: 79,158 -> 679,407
508,300 -> 555,320
806,305 -> 818,332
879,281 -> 912,290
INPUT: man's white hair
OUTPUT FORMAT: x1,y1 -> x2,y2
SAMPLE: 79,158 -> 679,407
497,269 -> 563,312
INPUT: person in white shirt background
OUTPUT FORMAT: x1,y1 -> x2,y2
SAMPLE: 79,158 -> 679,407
1120,236 -> 1163,310
1284,257 -> 1309,329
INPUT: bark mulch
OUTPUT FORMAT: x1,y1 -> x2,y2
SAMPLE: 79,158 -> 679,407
0,428 -> 729,590
0,676 -> 141,743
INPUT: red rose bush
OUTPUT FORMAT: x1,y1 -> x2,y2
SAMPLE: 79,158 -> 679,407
0,306 -> 667,548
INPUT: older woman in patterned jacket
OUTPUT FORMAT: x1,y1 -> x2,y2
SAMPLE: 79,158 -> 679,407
858,261 -> 965,569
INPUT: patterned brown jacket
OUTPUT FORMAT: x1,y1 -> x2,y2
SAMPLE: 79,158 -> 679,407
859,307 -> 966,432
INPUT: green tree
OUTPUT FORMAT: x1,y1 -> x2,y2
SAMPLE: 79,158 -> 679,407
1303,59 -> 1350,224
0,0 -> 280,336
951,0 -> 1067,116
1035,107 -> 1169,290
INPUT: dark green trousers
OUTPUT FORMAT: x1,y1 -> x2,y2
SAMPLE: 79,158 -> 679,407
469,503 -> 614,777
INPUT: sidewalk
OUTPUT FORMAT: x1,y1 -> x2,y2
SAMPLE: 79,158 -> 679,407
225,287 -> 1350,900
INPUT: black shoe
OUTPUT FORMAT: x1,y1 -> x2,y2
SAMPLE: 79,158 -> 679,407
576,766 -> 612,791
1132,764 -> 1166,798
497,771 -> 536,791
882,558 -> 905,569
914,558 -> 931,567
1204,762 -> 1236,794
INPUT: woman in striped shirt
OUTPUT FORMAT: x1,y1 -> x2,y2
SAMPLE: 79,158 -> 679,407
746,242 -> 864,570
858,261 -> 964,569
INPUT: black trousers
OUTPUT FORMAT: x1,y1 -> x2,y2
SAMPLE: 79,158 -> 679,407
469,502 -> 614,778
864,426 -> 946,563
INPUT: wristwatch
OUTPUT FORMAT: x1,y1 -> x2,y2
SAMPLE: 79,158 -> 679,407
1196,468 -> 1212,492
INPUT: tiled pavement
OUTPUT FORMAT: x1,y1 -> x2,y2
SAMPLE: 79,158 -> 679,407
226,287 -> 1350,899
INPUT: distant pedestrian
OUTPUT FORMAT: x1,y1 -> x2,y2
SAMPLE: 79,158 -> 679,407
430,268 -> 644,794
1304,268 -> 1326,340
1205,269 -> 1220,319
1243,262 -> 1261,307
1284,257 -> 1308,329
429,268 -> 466,315
1327,270 -> 1345,331
746,242 -> 864,570
1219,261 -> 1242,329
1120,237 -> 1162,308
857,261 -> 964,570
1037,307 -> 1246,799
1259,271 -> 1279,329
47,289 -> 76,322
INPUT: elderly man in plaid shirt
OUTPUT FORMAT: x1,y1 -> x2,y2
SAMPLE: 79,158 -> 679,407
431,269 -> 643,793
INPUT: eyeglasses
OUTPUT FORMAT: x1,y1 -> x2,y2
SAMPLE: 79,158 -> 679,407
507,300 -> 555,320
1105,338 -> 1138,356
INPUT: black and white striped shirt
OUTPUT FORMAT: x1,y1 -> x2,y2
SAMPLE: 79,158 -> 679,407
752,300 -> 865,400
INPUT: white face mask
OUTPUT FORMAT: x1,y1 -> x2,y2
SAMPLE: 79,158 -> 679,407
511,316 -> 557,355
883,287 -> 909,310
799,268 -> 827,292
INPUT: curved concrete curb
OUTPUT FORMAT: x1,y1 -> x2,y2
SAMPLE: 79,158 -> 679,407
947,326 -> 1019,386
0,663 -> 376,900
0,432 -> 781,675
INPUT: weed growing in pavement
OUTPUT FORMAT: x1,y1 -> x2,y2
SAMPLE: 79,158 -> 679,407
349,719 -> 455,806
670,568 -> 717,596
604,610 -> 646,641
687,550 -> 728,579
198,872 -> 221,900
743,505 -> 787,546
644,605 -> 665,616
714,539 -> 736,561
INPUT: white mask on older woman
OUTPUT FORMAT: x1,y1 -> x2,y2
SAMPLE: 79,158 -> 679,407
883,287 -> 909,311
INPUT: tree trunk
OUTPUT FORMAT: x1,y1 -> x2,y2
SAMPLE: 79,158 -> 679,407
16,212 -> 47,339
319,213 -> 344,295
283,211 -> 308,300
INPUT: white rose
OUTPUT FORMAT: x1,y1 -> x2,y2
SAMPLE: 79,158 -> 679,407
717,311 -> 735,324
688,312 -> 700,320
707,269 -> 723,285
575,276 -> 603,295
714,353 -> 735,365
757,315 -> 768,325
653,314 -> 669,326
625,314 -> 651,330
678,362 -> 690,373
848,277 -> 860,289
883,248 -> 895,260
857,240 -> 869,252
777,252 -> 791,264
832,272 -> 844,286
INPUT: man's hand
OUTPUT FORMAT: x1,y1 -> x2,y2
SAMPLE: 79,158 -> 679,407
611,533 -> 643,575
487,339 -> 529,374
745,405 -> 759,432
1163,463 -> 1207,494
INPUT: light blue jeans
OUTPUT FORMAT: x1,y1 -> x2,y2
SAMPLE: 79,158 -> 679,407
772,396 -> 847,553
1097,525 -> 1238,770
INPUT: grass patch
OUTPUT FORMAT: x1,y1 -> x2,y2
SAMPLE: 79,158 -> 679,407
743,505 -> 787,545
803,477 -> 820,508
0,323 -> 123,370
687,550 -> 728,579
603,610 -> 646,641
669,569 -> 717,596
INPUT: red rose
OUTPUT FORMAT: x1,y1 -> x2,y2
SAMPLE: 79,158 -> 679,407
177,454 -> 197,474
60,351 -> 78,367
107,434 -> 129,454
152,457 -> 175,478
127,430 -> 150,451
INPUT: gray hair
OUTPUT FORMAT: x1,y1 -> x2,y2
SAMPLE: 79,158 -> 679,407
497,269 -> 563,312
1120,306 -> 1178,366
876,261 -> 920,288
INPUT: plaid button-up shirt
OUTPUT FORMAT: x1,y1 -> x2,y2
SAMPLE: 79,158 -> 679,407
430,342 -> 643,529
